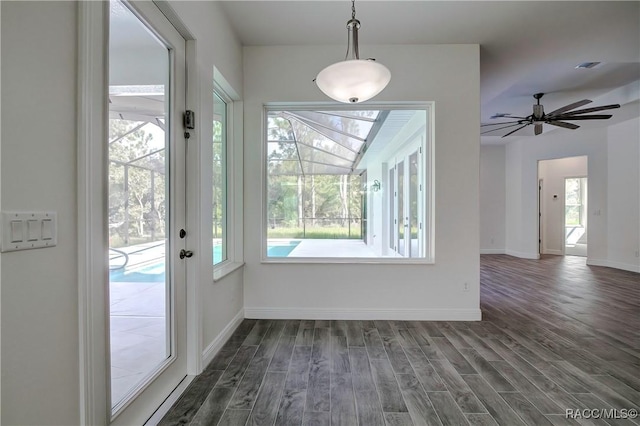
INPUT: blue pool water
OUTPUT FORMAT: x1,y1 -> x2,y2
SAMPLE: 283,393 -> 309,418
109,262 -> 165,283
111,241 -> 300,282
267,240 -> 300,257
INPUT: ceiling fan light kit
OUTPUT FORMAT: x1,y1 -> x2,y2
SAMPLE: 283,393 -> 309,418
314,0 -> 391,104
482,93 -> 620,138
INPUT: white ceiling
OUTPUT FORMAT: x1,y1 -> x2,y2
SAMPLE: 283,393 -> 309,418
219,1 -> 640,142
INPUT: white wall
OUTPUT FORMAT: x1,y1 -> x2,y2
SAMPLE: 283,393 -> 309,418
606,117 -> 640,272
504,116 -> 640,272
480,145 -> 506,253
243,44 -> 481,319
1,2 -> 80,424
1,1 -> 245,424
505,128 -> 608,260
538,156 -> 588,255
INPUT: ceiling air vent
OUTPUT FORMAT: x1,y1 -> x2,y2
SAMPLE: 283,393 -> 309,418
575,62 -> 601,69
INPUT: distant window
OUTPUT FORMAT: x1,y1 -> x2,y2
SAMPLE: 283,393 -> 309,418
565,177 -> 587,227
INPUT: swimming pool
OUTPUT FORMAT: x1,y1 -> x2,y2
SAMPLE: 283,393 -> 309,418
111,241 -> 300,282
266,240 -> 300,257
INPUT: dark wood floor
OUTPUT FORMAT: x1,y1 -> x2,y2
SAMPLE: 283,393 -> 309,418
159,255 -> 639,425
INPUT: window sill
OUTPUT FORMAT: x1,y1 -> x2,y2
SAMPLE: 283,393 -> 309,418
213,261 -> 245,282
260,257 -> 434,265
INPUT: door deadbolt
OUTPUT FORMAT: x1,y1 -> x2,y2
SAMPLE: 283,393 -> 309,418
179,249 -> 194,259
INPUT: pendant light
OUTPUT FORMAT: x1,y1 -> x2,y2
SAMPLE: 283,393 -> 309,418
314,0 -> 391,104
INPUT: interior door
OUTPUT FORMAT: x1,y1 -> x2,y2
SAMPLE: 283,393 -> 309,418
107,1 -> 187,423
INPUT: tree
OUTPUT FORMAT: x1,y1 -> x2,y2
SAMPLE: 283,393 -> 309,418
109,119 -> 166,246
265,113 -> 363,238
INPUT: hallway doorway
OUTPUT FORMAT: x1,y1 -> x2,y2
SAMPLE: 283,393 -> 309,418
537,156 -> 588,257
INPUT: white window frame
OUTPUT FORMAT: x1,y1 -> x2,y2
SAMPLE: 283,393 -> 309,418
213,70 -> 244,280
261,102 -> 434,264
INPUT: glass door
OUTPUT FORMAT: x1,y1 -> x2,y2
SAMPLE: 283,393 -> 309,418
388,148 -> 422,258
107,0 -> 187,422
408,150 -> 420,257
397,161 -> 406,255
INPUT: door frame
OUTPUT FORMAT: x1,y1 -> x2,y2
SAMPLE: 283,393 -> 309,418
77,2 -> 200,424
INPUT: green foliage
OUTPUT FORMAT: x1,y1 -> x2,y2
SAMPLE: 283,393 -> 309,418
266,114 -> 364,238
267,226 -> 361,239
109,119 -> 166,246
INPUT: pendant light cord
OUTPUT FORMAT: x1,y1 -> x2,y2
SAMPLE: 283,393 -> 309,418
345,0 -> 360,60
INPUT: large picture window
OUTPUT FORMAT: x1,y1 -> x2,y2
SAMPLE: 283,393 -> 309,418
264,106 -> 433,262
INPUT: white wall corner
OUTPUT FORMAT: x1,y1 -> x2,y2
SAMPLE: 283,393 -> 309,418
244,308 -> 482,321
201,309 -> 245,368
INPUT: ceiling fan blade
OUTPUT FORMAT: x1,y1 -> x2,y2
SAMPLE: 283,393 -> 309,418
551,114 -> 613,120
502,123 -> 530,138
552,104 -> 620,116
547,99 -> 592,116
481,120 -> 524,127
546,121 -> 579,130
481,122 -> 527,135
534,123 -> 543,135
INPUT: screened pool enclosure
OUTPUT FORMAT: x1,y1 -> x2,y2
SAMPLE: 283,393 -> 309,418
266,107 -> 431,260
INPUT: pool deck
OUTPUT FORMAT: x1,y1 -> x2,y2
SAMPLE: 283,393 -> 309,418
287,239 -> 379,257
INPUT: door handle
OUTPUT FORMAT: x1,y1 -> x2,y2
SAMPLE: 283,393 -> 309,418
179,249 -> 194,259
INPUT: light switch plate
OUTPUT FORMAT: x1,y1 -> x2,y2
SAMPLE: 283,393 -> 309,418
1,211 -> 57,252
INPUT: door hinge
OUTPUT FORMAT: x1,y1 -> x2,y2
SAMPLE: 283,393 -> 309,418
184,110 -> 195,129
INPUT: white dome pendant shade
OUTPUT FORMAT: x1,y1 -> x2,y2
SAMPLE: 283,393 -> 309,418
314,1 -> 391,104
316,59 -> 391,104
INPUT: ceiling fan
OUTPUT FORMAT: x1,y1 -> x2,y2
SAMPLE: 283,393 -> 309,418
482,93 -> 620,138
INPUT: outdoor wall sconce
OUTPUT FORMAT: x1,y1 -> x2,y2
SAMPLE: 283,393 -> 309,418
371,179 -> 381,192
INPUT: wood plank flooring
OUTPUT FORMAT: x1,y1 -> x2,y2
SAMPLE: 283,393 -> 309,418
159,255 -> 639,425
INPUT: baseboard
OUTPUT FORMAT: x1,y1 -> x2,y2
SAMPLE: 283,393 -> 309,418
505,249 -> 540,259
144,375 -> 195,426
244,307 -> 482,321
543,249 -> 563,256
587,258 -> 640,273
480,249 -> 505,254
201,309 -> 245,368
